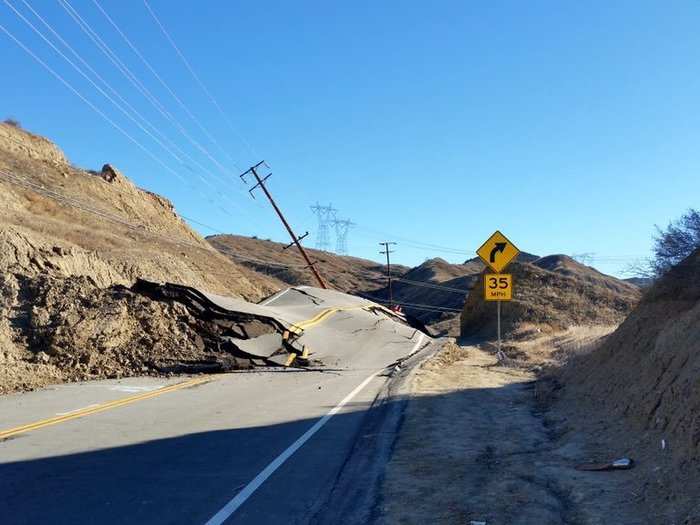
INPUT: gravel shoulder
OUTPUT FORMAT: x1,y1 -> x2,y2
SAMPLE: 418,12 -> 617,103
377,342 -> 643,525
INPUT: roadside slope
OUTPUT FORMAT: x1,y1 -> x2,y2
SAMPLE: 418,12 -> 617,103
0,122 -> 280,393
535,249 -> 700,523
0,121 -> 277,298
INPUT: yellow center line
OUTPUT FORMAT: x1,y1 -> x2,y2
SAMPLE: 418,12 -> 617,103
289,305 -> 369,334
0,376 -> 210,440
0,303 -> 377,438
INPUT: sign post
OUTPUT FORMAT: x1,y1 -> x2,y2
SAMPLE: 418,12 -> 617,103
477,231 -> 520,361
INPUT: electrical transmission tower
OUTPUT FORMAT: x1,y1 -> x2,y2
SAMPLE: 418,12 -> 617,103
310,202 -> 337,251
333,218 -> 355,255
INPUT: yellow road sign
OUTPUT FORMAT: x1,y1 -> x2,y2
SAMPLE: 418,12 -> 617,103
484,273 -> 513,301
477,230 -> 520,272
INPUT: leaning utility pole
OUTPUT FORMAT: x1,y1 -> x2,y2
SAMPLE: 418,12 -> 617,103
240,161 -> 327,289
379,241 -> 397,307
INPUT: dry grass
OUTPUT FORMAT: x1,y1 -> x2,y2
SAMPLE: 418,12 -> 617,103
461,258 -> 641,338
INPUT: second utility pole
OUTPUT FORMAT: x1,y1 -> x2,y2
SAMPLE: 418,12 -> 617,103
379,241 -> 397,307
240,161 -> 327,289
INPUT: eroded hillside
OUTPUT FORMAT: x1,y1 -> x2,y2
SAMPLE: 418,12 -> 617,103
0,122 -> 281,392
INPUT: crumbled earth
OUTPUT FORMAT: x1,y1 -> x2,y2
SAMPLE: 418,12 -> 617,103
0,273 -> 277,394
0,122 -> 286,393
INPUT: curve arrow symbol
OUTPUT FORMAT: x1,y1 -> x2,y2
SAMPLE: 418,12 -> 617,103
489,242 -> 507,263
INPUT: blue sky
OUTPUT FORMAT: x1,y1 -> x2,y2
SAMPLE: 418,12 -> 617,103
2,1 -> 699,276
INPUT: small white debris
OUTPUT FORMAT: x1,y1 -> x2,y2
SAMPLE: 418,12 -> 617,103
470,521 -> 487,525
661,439 -> 666,450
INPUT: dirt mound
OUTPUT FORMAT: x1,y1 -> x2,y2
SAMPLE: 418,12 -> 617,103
460,259 -> 641,337
0,273 -> 290,394
546,249 -> 700,522
208,234 -> 408,293
560,249 -> 700,457
0,122 -> 285,392
0,121 -> 68,164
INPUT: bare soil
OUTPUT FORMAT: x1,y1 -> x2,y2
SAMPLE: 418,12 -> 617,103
0,123 -> 282,393
378,341 -> 644,525
547,248 -> 700,523
0,273 -> 278,394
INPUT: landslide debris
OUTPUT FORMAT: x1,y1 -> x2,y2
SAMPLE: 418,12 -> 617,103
0,122 -> 285,393
460,255 -> 641,339
0,273 -> 289,395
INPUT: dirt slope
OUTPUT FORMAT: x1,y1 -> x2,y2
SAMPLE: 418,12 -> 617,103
0,122 -> 277,298
0,122 -> 280,393
207,234 -> 409,293
460,254 -> 641,338
539,249 -> 700,522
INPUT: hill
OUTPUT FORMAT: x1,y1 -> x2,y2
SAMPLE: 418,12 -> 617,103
552,249 -> 700,520
0,121 -> 276,298
365,252 -> 541,336
207,234 -> 409,293
0,122 -> 279,392
460,254 -> 641,337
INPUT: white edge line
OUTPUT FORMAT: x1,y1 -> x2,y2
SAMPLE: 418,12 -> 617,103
260,287 -> 292,306
56,403 -> 100,416
204,332 -> 426,524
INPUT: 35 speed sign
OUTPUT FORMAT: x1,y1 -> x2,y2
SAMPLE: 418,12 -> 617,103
484,273 -> 512,301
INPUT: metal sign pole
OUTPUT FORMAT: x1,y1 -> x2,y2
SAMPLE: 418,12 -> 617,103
497,300 -> 502,360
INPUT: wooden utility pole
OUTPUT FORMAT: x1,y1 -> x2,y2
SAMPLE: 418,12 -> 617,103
240,161 -> 327,289
379,241 -> 397,307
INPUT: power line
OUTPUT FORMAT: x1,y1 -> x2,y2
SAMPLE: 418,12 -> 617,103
0,20 -> 210,199
360,295 -> 463,314
393,277 -> 472,294
310,203 -> 337,251
5,0 -> 245,217
141,0 -> 258,162
240,161 -> 328,289
57,0 -> 248,201
90,0 -> 240,173
0,168 -> 305,278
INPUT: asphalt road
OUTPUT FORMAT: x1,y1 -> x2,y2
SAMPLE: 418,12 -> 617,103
0,286 -> 434,524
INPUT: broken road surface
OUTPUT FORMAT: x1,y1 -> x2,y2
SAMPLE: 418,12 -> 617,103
0,285 -> 434,524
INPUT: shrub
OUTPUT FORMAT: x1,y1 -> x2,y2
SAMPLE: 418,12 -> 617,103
3,118 -> 21,128
652,208 -> 700,276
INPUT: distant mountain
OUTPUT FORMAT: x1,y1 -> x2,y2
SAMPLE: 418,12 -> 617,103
207,234 -> 409,294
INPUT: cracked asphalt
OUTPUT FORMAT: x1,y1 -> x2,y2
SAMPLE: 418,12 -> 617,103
0,286 -> 433,525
